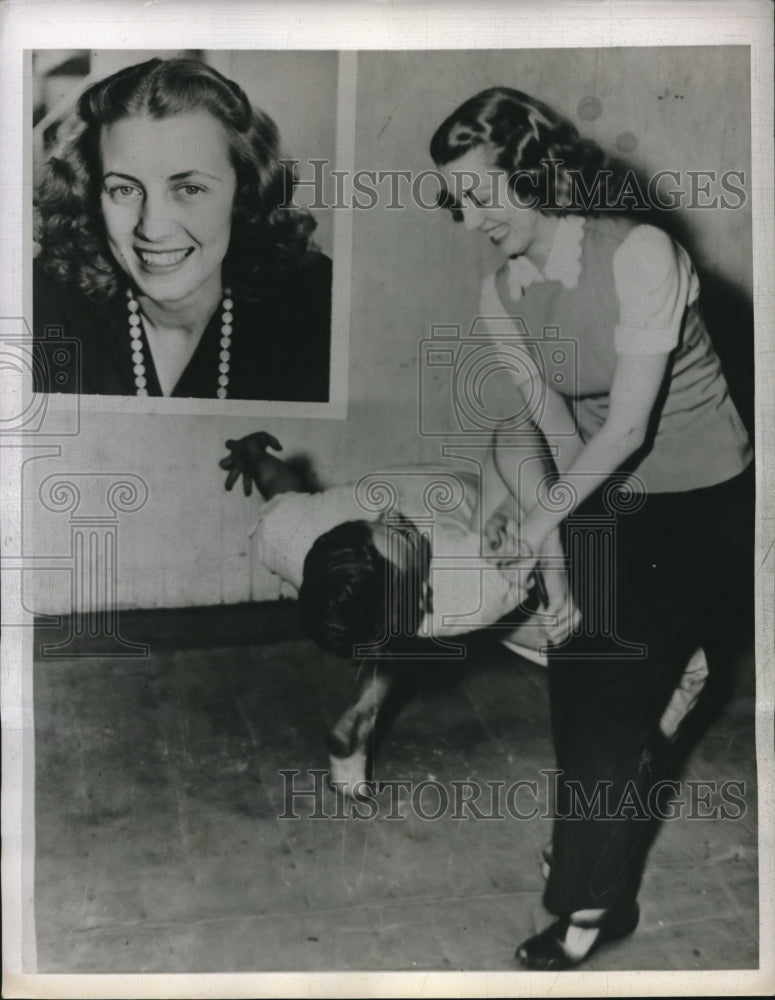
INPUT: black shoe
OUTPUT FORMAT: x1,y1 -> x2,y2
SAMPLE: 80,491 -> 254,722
516,901 -> 640,971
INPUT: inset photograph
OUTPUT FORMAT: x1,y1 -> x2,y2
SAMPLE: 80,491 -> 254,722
31,50 -> 344,404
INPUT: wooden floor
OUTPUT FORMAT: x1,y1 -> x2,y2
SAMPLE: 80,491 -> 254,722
33,603 -> 759,973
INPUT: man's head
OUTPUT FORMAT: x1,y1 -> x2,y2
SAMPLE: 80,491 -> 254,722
297,514 -> 431,658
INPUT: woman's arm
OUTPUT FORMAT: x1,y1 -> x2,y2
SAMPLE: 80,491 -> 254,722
518,351 -> 670,552
219,432 -> 306,499
485,388 -> 581,632
513,223 -> 692,554
535,381 -> 585,474
487,380 -> 581,538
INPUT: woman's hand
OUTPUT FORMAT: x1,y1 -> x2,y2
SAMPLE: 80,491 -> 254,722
219,431 -> 283,496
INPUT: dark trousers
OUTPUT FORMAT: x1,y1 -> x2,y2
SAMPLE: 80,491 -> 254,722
544,465 -> 754,914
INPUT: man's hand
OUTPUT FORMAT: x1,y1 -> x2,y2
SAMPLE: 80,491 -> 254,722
484,509 -> 521,559
219,432 -> 283,496
485,508 -> 545,604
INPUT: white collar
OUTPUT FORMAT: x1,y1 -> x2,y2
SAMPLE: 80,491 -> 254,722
506,215 -> 585,300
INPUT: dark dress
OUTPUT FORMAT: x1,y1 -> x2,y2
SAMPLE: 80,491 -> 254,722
32,252 -> 332,401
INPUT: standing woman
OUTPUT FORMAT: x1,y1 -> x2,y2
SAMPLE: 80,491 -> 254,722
33,57 -> 331,400
430,88 -> 754,969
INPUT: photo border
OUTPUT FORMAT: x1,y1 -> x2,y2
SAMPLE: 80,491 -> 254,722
2,2 -> 773,999
24,47 -> 355,419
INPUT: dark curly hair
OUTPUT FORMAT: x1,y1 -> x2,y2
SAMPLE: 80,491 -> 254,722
430,86 -> 619,217
35,57 -> 317,301
298,517 -> 432,659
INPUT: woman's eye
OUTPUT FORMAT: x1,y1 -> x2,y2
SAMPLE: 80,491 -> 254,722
107,184 -> 141,203
177,184 -> 206,198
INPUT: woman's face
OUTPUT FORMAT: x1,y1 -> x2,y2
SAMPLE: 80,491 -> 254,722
439,145 -> 557,264
99,110 -> 238,308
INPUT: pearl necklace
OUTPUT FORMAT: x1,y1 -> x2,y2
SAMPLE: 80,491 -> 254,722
126,288 -> 233,398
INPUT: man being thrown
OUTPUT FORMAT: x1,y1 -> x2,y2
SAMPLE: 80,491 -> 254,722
220,429 -> 572,796
219,430 -> 574,660
219,432 -> 705,745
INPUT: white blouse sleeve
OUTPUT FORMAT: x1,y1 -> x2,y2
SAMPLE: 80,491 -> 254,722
613,225 -> 700,356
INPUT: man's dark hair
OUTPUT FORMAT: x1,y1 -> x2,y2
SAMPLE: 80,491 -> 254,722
297,517 -> 431,658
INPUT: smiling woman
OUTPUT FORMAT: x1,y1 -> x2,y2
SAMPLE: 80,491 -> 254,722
429,85 -> 754,971
33,58 -> 332,401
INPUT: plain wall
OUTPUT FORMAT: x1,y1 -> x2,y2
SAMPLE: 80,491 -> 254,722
25,46 -> 754,616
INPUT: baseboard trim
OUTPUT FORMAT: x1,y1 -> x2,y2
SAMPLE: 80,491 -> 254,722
32,600 -> 305,658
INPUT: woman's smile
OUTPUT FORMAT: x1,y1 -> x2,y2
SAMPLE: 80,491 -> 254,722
134,246 -> 195,271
